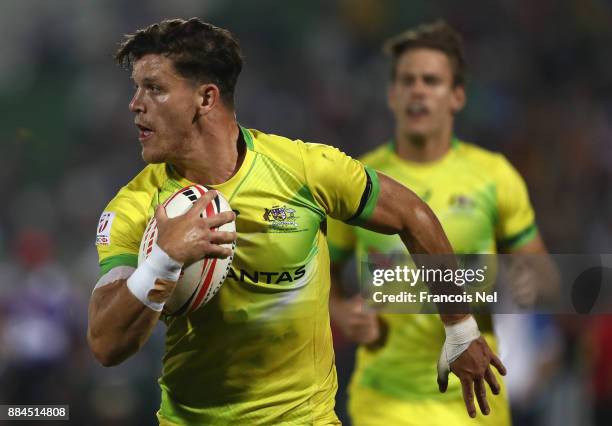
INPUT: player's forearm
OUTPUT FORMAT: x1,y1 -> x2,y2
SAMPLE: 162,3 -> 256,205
509,235 -> 561,304
87,279 -> 161,366
365,173 -> 468,324
396,204 -> 469,324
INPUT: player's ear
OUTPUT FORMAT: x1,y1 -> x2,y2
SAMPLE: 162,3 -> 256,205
196,83 -> 221,116
450,85 -> 466,114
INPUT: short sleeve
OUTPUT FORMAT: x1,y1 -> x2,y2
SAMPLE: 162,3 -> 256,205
299,143 -> 380,223
95,188 -> 151,276
495,155 -> 537,250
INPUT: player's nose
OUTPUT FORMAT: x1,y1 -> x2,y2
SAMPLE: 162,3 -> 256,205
129,88 -> 146,113
410,79 -> 427,96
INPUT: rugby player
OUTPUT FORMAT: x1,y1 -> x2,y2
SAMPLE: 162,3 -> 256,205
328,21 -> 549,425
87,18 -> 504,425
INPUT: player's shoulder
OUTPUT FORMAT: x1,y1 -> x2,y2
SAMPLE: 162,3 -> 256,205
247,128 -> 304,157
455,140 -> 514,172
455,140 -> 528,193
358,143 -> 394,167
246,127 -> 347,177
96,163 -> 169,261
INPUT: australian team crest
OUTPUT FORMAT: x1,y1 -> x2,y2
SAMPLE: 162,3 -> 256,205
449,194 -> 476,211
263,205 -> 299,231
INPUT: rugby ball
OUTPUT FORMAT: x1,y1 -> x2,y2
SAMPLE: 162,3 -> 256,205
138,185 -> 236,316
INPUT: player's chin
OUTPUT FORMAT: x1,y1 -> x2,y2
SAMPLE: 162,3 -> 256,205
405,127 -> 429,140
141,147 -> 167,164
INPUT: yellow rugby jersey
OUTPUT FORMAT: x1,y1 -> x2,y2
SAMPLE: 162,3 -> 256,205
95,127 -> 380,425
328,139 -> 536,423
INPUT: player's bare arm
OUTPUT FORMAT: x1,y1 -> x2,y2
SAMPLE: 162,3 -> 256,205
363,172 -> 467,321
360,172 -> 506,418
504,234 -> 560,307
87,277 -> 164,366
87,191 -> 236,366
329,262 -> 387,348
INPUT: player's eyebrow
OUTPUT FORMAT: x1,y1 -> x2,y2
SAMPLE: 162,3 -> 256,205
131,76 -> 161,86
142,77 -> 160,85
423,72 -> 442,80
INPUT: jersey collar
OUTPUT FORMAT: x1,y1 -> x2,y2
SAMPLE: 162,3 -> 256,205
387,136 -> 460,169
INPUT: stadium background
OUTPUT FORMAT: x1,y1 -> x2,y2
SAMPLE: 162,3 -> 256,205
0,0 -> 610,424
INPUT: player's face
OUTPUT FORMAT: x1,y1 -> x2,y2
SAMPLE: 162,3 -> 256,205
129,54 -> 200,163
387,48 -> 465,140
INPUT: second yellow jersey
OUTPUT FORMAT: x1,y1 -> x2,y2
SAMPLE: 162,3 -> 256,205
328,139 -> 537,425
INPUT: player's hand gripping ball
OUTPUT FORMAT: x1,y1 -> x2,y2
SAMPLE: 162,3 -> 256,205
138,185 -> 236,316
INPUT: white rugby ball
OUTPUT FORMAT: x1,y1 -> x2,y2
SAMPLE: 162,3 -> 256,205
138,184 -> 236,316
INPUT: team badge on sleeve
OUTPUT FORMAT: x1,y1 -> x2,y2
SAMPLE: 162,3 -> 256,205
96,211 -> 115,246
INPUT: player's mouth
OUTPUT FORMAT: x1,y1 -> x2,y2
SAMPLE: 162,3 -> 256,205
405,103 -> 430,119
136,123 -> 155,142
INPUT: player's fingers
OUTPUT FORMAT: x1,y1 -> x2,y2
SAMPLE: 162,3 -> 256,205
155,204 -> 168,224
347,309 -> 377,323
349,294 -> 365,307
348,322 -> 378,343
347,305 -> 373,317
490,353 -> 507,376
351,297 -> 372,315
460,378 -> 477,418
190,190 -> 217,217
437,357 -> 449,393
437,375 -> 448,393
202,243 -> 233,259
348,316 -> 377,331
474,377 -> 490,415
208,231 -> 237,245
513,282 -> 536,307
352,294 -> 367,304
204,211 -> 236,228
484,367 -> 500,395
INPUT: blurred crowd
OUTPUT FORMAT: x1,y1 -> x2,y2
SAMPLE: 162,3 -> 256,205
0,0 -> 610,425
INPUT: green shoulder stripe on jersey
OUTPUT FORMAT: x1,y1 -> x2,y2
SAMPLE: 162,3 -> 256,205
498,223 -> 537,250
240,126 -> 254,150
99,253 -> 138,276
328,241 -> 354,262
347,166 -> 381,226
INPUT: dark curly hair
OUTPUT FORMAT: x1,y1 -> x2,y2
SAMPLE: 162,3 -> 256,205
383,20 -> 466,87
115,18 -> 243,107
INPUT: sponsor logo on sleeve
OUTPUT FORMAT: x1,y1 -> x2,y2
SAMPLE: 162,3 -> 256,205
96,211 -> 115,246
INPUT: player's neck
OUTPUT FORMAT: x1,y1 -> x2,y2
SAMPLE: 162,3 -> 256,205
172,115 -> 244,185
395,128 -> 453,163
